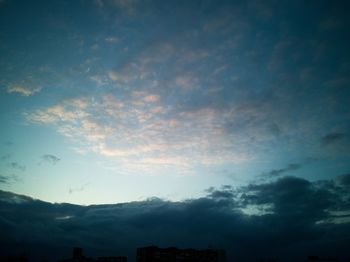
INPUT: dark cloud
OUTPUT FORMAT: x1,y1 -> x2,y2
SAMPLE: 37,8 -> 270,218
0,175 -> 10,184
262,163 -> 301,177
0,154 -> 11,161
320,133 -> 350,155
321,133 -> 348,146
0,174 -> 18,184
206,185 -> 235,200
9,162 -> 25,171
337,173 -> 350,187
69,183 -> 89,194
0,176 -> 349,261
41,154 -> 61,165
242,177 -> 336,223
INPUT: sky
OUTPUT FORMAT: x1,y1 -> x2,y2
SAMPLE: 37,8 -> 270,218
1,0 -> 349,205
0,0 -> 350,260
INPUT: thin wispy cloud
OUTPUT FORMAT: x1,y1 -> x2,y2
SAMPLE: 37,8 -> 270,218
262,163 -> 302,178
320,132 -> 350,155
0,175 -> 9,184
69,183 -> 89,194
0,154 -> 11,161
0,174 -> 18,184
6,85 -> 42,96
41,154 -> 61,165
9,162 -> 25,171
105,36 -> 119,43
321,132 -> 348,146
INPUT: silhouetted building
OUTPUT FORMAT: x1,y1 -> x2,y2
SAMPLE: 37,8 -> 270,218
97,257 -> 127,262
59,248 -> 127,262
137,246 -> 226,262
306,256 -> 339,262
73,248 -> 84,260
0,255 -> 28,262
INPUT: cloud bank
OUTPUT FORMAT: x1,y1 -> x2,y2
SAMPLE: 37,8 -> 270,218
1,175 -> 349,261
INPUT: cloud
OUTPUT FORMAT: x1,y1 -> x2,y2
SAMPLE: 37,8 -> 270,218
0,175 -> 350,261
175,74 -> 199,90
0,175 -> 10,184
262,163 -> 301,177
25,94 -> 254,174
105,36 -> 119,43
9,162 -> 25,171
242,176 -> 333,218
94,0 -> 143,20
132,91 -> 160,103
107,69 -> 135,82
90,75 -> 108,86
69,183 -> 89,194
42,154 -> 61,165
21,0 -> 350,175
336,173 -> 350,187
320,133 -> 350,155
25,98 -> 89,124
206,185 -> 235,200
6,85 -> 42,96
0,154 -> 11,161
0,157 -> 23,181
108,0 -> 141,14
0,174 -> 18,184
321,133 -> 348,146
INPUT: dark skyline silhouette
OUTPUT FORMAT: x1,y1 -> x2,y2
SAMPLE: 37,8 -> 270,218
1,246 -> 348,262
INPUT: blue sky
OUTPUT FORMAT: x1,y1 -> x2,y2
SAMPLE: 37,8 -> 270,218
0,0 -> 350,205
